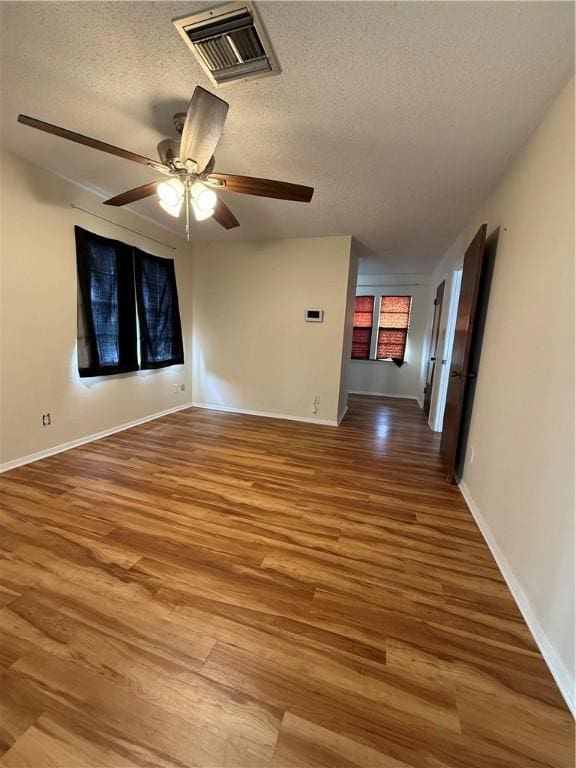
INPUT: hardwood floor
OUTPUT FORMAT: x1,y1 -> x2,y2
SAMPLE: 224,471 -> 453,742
0,395 -> 573,767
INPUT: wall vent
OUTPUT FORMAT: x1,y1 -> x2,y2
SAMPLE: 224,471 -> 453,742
173,2 -> 280,88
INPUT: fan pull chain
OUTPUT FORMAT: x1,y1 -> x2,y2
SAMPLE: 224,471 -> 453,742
184,187 -> 191,241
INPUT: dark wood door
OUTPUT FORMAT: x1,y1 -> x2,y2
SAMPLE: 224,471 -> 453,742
440,224 -> 487,482
423,281 -> 445,417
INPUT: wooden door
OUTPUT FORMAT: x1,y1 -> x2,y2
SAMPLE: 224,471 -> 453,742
423,281 -> 445,417
440,224 -> 487,482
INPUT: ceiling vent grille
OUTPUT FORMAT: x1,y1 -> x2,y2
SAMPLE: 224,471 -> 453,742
173,2 -> 280,87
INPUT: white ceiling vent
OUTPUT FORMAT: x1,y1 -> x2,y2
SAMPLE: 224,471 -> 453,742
173,2 -> 280,88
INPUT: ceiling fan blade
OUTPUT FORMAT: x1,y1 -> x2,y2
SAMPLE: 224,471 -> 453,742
180,86 -> 229,174
208,173 -> 314,202
18,115 -> 164,169
103,181 -> 163,207
212,197 -> 240,230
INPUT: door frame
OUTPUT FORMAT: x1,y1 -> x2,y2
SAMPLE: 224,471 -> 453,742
423,280 -> 445,418
440,224 -> 488,481
429,267 -> 462,432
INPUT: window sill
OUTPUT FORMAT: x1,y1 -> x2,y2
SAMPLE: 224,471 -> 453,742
351,359 -> 397,364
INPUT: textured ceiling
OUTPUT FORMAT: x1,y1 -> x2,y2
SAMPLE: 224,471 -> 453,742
1,1 -> 573,273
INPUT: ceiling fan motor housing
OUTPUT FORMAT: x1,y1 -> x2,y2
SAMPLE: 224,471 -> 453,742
157,138 -> 181,164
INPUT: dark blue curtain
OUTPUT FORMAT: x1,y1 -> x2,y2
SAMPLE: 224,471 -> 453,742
75,226 -> 138,377
134,249 -> 184,369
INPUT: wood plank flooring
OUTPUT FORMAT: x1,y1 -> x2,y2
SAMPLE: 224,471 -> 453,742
0,395 -> 573,767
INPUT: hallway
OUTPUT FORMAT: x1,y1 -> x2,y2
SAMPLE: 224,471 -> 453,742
0,396 -> 573,767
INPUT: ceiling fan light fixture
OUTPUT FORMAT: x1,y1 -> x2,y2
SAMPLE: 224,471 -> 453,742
157,179 -> 184,206
17,87 -> 312,238
159,198 -> 183,218
192,200 -> 215,221
191,182 -> 217,212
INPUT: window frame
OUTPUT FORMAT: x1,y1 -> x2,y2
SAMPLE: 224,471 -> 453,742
376,295 -> 412,362
75,226 -> 139,378
351,295 -> 375,360
75,226 -> 184,378
134,248 -> 184,370
350,292 -> 413,364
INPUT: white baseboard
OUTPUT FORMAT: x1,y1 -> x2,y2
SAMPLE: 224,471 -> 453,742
0,403 -> 193,474
459,481 -> 575,717
2,399 -> 340,473
191,401 -> 339,427
348,390 -> 418,400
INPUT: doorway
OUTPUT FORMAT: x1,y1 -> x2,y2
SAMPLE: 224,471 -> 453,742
428,268 -> 462,433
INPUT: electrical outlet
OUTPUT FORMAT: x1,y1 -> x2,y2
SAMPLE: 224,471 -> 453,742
42,413 -> 51,426
180,383 -> 186,391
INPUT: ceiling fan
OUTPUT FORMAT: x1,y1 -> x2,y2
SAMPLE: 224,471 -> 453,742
17,86 -> 314,240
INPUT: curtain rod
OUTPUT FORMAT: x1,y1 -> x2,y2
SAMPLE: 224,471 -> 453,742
70,204 -> 177,251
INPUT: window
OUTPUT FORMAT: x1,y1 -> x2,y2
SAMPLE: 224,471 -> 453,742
76,227 -> 184,377
75,227 -> 138,377
350,293 -> 412,364
135,250 -> 184,369
351,296 -> 375,359
377,295 -> 412,361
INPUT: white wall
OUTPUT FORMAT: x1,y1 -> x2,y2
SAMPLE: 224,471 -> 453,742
192,236 -> 353,425
426,79 -> 575,710
0,150 -> 194,468
337,241 -> 359,422
347,274 -> 430,401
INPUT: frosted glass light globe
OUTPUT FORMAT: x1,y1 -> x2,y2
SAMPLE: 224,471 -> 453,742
157,179 -> 184,207
191,182 -> 217,212
159,199 -> 183,218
